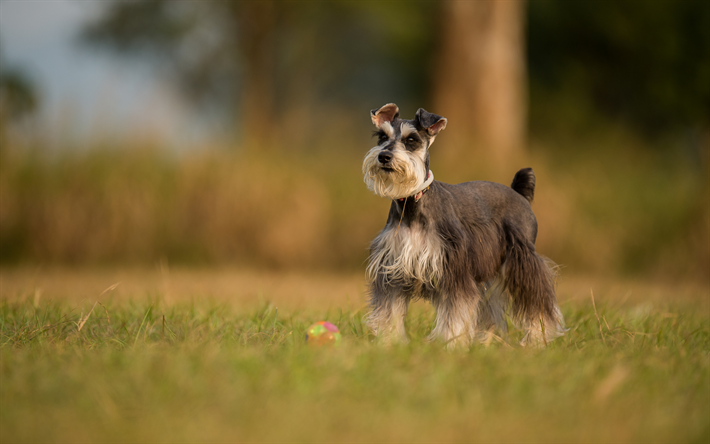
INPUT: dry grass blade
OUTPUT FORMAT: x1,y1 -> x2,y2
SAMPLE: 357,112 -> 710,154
97,302 -> 112,331
77,301 -> 98,332
540,316 -> 548,347
442,330 -> 513,349
77,283 -> 120,332
133,306 -> 152,348
160,258 -> 171,304
99,282 -> 121,297
590,289 -> 606,345
482,330 -> 513,349
594,365 -> 630,403
603,315 -> 615,333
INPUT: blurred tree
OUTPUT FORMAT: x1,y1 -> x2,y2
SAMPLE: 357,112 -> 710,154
0,42 -> 38,122
80,0 -> 709,155
0,43 -> 40,146
528,0 -> 710,141
0,68 -> 38,120
435,0 -> 527,167
80,0 -> 438,151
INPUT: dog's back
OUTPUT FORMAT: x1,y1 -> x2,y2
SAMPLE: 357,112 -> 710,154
435,169 -> 539,244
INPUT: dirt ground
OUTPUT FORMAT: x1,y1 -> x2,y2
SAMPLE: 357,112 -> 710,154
2,266 -> 707,311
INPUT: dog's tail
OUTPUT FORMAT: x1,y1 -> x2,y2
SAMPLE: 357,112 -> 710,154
511,168 -> 535,203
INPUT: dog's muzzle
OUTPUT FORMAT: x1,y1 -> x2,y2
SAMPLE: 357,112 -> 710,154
378,151 -> 393,166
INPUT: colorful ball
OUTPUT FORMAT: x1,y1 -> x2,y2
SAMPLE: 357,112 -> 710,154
305,321 -> 342,346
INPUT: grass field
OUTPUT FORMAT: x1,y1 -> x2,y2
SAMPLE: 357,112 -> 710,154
1,268 -> 709,443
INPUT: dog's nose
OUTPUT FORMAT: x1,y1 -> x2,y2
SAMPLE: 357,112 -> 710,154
378,151 -> 393,164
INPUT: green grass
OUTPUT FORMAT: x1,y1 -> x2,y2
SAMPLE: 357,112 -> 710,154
1,295 -> 709,443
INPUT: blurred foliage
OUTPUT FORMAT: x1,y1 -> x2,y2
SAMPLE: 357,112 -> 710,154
0,69 -> 38,121
0,143 -> 379,270
0,42 -> 39,123
80,0 -> 438,147
79,0 -> 710,149
0,138 -> 707,281
528,0 -> 710,141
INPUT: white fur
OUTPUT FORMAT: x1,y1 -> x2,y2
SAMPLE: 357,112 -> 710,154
477,273 -> 510,338
362,145 -> 428,199
429,296 -> 479,348
520,305 -> 567,347
400,122 -> 417,138
367,223 -> 444,287
366,223 -> 445,345
366,295 -> 409,344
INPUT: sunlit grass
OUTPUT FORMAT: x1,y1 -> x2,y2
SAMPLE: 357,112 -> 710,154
2,288 -> 708,443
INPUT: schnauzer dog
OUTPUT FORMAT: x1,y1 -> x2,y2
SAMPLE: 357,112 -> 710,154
362,103 -> 565,347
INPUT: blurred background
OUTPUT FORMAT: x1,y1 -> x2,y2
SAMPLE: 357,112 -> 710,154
1,0 -> 708,282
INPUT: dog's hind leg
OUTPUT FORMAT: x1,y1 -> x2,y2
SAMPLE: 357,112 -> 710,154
503,223 -> 566,346
428,286 -> 480,348
366,289 -> 410,344
476,273 -> 510,341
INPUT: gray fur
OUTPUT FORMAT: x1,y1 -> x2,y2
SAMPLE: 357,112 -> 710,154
364,104 -> 565,347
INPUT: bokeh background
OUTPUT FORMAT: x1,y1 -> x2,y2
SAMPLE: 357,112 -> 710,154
1,0 -> 708,283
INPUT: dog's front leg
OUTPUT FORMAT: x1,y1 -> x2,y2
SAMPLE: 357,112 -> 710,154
366,288 -> 410,344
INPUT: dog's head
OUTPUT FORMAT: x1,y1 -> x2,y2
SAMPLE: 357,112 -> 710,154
362,103 -> 447,199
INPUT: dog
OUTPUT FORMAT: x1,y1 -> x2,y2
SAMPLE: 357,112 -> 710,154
362,103 -> 565,347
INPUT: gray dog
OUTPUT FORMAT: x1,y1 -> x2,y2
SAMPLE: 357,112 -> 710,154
362,103 -> 565,347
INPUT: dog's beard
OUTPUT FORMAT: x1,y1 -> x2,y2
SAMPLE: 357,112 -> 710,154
362,146 -> 427,199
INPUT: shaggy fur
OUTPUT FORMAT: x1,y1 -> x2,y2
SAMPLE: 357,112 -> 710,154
363,103 -> 565,347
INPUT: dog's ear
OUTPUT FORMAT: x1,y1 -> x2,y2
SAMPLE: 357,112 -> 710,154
415,108 -> 447,136
371,103 -> 399,128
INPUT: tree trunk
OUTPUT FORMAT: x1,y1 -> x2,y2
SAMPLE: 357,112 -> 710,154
232,1 -> 277,151
434,0 -> 527,169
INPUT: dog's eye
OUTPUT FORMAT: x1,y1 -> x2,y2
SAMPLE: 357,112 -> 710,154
406,136 -> 416,143
373,131 -> 389,144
